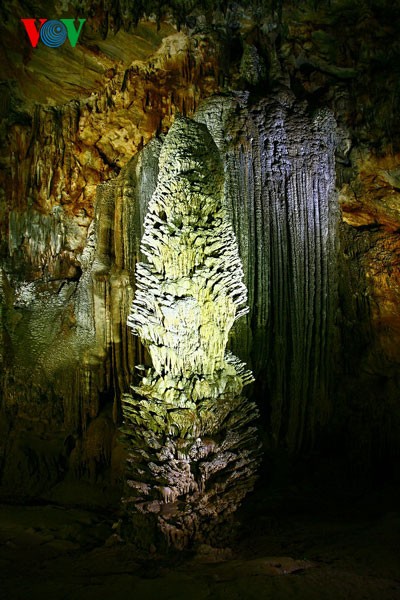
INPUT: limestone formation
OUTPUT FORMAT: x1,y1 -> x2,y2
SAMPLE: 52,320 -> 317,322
195,95 -> 339,452
1,0 -> 400,502
120,116 -> 261,548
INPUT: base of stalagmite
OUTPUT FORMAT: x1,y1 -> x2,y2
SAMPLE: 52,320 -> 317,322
119,376 -> 261,549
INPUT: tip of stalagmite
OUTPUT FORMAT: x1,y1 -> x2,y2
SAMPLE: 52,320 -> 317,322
158,114 -> 222,181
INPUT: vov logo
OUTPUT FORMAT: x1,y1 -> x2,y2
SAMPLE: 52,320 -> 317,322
21,19 -> 86,48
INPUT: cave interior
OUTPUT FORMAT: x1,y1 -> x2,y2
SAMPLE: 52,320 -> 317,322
0,1 -> 400,598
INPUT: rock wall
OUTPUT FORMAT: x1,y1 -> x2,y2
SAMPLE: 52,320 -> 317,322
1,1 -> 400,501
0,89 -> 338,497
195,94 -> 338,451
336,151 -> 400,467
0,29 -> 222,499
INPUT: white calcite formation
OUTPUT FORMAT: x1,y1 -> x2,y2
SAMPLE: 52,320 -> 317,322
120,116 -> 261,549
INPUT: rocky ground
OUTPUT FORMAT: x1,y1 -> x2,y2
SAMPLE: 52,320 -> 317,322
1,468 -> 399,600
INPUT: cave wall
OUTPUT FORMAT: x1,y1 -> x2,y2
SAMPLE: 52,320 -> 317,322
0,26 -> 223,499
1,0 -> 400,501
194,95 -> 338,451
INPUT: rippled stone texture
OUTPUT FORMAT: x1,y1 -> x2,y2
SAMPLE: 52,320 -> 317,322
196,94 -> 338,451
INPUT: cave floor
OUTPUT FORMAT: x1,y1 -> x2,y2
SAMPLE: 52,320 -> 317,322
0,474 -> 399,600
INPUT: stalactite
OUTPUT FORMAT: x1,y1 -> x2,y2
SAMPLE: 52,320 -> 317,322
196,93 -> 338,451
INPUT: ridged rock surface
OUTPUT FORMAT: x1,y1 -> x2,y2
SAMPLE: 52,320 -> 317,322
0,88 -> 338,496
1,2 -> 400,501
195,94 -> 338,451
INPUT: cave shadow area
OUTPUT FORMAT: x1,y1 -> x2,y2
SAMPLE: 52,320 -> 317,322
0,448 -> 399,600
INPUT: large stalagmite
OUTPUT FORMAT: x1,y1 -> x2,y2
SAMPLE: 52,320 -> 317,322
120,116 -> 261,548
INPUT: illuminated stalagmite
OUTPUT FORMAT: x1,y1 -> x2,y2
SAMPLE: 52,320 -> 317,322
120,116 -> 261,548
